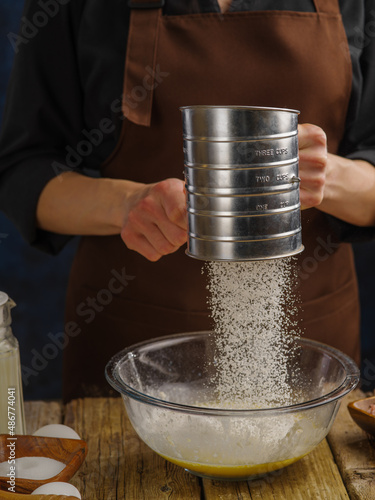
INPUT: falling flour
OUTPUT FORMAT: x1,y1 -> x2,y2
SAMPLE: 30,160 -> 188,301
206,257 -> 301,409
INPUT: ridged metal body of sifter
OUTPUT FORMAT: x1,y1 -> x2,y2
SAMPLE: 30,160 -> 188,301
181,105 -> 304,261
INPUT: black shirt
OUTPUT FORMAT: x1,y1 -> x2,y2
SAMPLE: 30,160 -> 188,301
1,0 -> 375,254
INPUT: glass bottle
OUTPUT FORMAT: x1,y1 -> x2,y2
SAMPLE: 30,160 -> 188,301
0,291 -> 26,434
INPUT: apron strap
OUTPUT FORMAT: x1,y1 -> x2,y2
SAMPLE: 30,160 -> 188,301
123,0 -> 341,126
313,0 -> 340,15
122,0 -> 164,126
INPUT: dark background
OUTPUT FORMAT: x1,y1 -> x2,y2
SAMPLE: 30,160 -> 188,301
1,1 -> 375,400
0,0 -> 78,400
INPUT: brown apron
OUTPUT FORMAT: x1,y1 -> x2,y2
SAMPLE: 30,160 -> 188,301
63,0 -> 359,402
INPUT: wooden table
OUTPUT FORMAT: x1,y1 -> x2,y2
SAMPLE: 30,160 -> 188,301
23,388 -> 375,500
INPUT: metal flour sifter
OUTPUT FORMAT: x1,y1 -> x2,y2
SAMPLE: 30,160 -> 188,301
181,105 -> 304,261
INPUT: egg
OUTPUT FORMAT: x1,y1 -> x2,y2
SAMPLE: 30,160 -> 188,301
0,457 -> 65,479
33,424 -> 81,440
31,481 -> 81,498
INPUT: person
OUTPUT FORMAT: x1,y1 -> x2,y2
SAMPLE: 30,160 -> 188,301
1,0 -> 375,401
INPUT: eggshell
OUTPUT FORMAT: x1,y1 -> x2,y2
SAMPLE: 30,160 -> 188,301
33,424 -> 81,440
31,481 -> 81,498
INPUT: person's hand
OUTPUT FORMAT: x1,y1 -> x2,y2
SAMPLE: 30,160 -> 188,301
298,123 -> 328,210
120,178 -> 187,261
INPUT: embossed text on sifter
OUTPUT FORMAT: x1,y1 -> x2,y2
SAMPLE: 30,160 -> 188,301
181,105 -> 304,261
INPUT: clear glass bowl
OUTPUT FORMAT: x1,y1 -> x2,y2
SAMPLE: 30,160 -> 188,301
105,331 -> 359,481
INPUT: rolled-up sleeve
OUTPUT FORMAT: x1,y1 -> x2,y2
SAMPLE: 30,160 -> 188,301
326,0 -> 375,242
0,0 -> 86,254
341,0 -> 375,167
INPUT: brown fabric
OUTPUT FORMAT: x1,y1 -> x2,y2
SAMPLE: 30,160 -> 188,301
63,0 -> 359,401
122,7 -> 161,126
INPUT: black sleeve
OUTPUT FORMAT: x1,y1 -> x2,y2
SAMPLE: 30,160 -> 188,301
339,0 -> 375,167
329,0 -> 375,243
0,0 -> 86,255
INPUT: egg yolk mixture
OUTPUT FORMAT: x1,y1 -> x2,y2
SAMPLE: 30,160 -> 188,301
159,453 -> 306,479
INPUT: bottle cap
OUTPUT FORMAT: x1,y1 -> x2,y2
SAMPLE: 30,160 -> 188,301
0,291 -> 15,326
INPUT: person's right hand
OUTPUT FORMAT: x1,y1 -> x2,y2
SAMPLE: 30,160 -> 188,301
120,178 -> 188,261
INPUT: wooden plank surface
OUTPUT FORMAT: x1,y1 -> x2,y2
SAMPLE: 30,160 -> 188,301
24,400 -> 63,435
328,389 -> 375,500
202,439 -> 349,500
22,392 -> 375,500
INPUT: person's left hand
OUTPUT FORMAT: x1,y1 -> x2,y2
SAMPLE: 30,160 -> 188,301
298,123 -> 328,210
